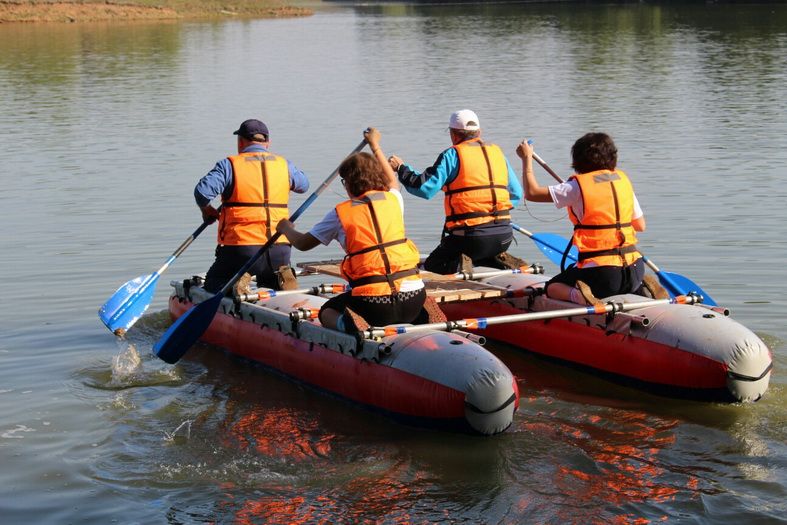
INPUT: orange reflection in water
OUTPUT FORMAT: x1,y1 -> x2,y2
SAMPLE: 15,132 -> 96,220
235,496 -> 325,525
523,407 -> 695,524
228,458 -> 434,524
222,404 -> 333,461
216,402 -> 431,524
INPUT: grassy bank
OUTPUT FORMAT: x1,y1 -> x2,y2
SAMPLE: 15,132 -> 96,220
0,0 -> 314,23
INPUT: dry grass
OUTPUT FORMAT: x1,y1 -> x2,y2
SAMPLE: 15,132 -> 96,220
0,0 -> 313,23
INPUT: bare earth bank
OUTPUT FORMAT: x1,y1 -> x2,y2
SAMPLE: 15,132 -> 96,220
0,0 -> 313,23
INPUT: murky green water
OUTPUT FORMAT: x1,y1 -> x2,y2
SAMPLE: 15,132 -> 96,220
1,3 -> 785,523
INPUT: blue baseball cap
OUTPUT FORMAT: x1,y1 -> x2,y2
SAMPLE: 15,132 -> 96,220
233,119 -> 269,140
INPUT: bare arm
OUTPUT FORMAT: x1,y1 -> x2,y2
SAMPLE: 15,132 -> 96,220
364,127 -> 398,191
516,140 -> 553,203
633,215 -> 646,232
276,219 -> 321,251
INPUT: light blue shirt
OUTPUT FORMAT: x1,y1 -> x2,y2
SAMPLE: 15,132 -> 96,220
194,144 -> 309,207
397,144 -> 523,206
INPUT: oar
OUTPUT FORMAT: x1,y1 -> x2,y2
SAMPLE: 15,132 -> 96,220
527,147 -> 718,306
153,138 -> 368,364
238,283 -> 349,302
98,217 -> 217,335
511,223 -> 577,268
362,293 -> 702,338
640,257 -> 717,306
428,264 -> 544,282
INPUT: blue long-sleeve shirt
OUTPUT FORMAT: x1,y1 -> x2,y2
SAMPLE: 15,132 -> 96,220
396,144 -> 523,206
194,144 -> 310,207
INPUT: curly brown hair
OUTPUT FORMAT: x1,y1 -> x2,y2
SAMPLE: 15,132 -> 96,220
339,152 -> 390,197
571,132 -> 618,174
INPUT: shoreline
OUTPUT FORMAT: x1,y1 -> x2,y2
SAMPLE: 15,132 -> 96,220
0,0 -> 314,23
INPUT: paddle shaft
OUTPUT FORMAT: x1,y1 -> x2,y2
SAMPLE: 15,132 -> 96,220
510,223 -> 574,262
431,264 -> 543,282
156,218 -> 215,276
364,293 -> 701,338
237,283 -> 349,302
99,212 -> 220,334
531,151 -> 564,183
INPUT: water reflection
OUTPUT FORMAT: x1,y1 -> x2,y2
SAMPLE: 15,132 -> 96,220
3,1 -> 786,522
0,22 -> 181,87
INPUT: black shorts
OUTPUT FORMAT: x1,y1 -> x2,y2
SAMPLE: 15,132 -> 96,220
423,224 -> 513,274
321,288 -> 427,331
546,258 -> 646,298
204,244 -> 291,293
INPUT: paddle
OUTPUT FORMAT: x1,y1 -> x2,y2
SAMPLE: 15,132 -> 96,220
428,264 -> 543,282
525,146 -> 718,306
99,217 -> 217,335
361,293 -> 702,338
511,223 -> 577,268
238,283 -> 349,302
153,138 -> 368,364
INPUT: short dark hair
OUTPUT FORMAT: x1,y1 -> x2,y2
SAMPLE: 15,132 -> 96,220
571,132 -> 618,173
451,129 -> 481,142
339,152 -> 389,197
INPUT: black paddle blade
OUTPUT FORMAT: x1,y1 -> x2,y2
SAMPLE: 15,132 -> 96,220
153,293 -> 224,364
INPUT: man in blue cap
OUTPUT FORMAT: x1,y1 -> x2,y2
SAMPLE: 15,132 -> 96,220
195,119 -> 310,294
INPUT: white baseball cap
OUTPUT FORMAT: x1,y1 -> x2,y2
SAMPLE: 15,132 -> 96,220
448,109 -> 481,131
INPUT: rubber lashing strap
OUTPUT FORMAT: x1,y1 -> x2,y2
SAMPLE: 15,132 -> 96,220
727,362 -> 773,382
464,392 -> 517,414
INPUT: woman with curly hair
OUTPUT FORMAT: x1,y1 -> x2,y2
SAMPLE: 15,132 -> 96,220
277,128 -> 425,332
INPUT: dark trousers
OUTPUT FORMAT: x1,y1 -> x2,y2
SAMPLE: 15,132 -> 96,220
320,288 -> 427,332
204,244 -> 292,293
546,258 -> 646,298
423,230 -> 513,275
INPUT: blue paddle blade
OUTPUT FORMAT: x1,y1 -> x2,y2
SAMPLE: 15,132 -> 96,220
98,273 -> 159,334
530,232 -> 578,267
153,293 -> 224,364
657,270 -> 717,306
518,227 -> 719,306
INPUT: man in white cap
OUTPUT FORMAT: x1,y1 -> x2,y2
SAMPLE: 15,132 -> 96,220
388,109 -> 525,274
195,118 -> 310,294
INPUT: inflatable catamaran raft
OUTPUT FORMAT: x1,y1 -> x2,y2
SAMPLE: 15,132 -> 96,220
298,260 -> 772,403
165,276 -> 519,435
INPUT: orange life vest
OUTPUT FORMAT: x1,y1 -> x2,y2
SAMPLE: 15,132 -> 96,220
443,138 -> 513,231
218,151 -> 290,245
336,191 -> 421,296
568,169 -> 641,268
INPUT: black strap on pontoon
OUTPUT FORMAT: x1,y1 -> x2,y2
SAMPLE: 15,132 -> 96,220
464,392 -> 517,415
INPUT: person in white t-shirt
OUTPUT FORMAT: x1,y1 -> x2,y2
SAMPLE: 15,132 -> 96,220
516,133 -> 665,305
277,128 -> 426,332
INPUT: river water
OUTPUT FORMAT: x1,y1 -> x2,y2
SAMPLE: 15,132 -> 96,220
1,2 -> 785,523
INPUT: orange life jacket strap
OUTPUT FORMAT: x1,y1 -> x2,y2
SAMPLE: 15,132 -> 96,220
363,194 -> 395,292
480,143 -> 499,211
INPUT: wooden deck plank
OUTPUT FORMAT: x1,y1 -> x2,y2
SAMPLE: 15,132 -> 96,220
296,259 -> 510,303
